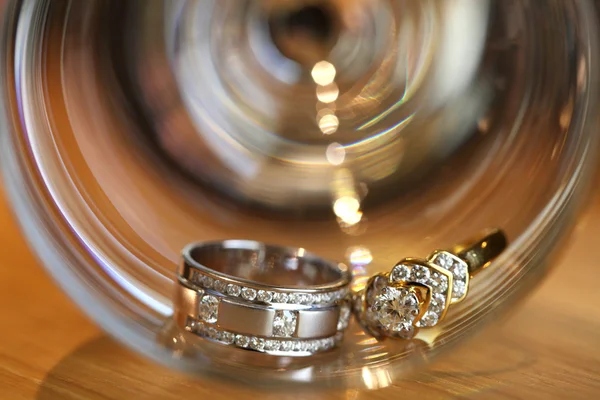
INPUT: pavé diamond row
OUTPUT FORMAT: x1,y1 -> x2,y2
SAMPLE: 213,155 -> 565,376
185,318 -> 342,355
187,270 -> 350,306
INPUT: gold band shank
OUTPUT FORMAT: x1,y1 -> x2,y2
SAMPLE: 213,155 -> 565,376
451,228 -> 507,276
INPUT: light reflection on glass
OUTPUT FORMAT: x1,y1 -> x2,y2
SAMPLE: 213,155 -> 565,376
358,337 -> 380,346
311,60 -> 337,86
352,275 -> 370,292
318,113 -> 340,135
311,60 -> 368,231
348,246 -> 373,266
364,352 -> 390,361
361,367 -> 392,390
326,142 -> 346,165
333,196 -> 360,219
317,83 -> 340,103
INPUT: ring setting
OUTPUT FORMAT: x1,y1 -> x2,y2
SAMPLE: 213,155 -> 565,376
354,229 -> 507,340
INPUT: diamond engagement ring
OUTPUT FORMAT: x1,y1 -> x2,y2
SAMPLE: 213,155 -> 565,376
174,240 -> 352,356
353,229 -> 508,340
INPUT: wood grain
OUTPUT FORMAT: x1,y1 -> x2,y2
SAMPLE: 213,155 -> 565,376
0,187 -> 599,400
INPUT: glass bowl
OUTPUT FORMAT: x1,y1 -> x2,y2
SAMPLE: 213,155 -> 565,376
1,0 -> 599,389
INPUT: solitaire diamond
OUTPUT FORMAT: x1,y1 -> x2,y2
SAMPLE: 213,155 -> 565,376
370,287 -> 420,335
273,310 -> 298,337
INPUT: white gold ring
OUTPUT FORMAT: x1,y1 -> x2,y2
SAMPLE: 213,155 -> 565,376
174,240 -> 352,356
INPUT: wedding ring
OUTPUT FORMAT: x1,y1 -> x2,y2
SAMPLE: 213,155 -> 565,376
174,240 -> 352,356
354,229 -> 507,340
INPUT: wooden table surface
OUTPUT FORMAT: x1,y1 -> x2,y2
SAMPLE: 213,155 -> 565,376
1,186 -> 599,400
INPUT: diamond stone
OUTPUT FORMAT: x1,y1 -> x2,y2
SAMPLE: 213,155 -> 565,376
257,290 -> 273,303
272,292 -> 289,303
207,327 -> 218,339
300,294 -> 313,305
241,287 -> 257,301
337,304 -> 351,330
250,337 -> 265,351
370,287 -> 420,334
213,280 -> 227,293
190,271 -> 202,285
325,337 -> 335,348
420,311 -> 439,327
429,293 -> 446,314
410,265 -> 431,284
202,276 -> 214,289
226,284 -> 241,296
199,295 -> 219,323
433,252 -> 452,269
453,280 -> 467,297
313,294 -> 324,304
281,341 -> 294,352
265,340 -> 281,351
451,262 -> 468,280
235,335 -> 250,348
431,272 -> 449,293
273,310 -> 298,337
288,293 -> 301,304
221,332 -> 235,344
391,265 -> 411,282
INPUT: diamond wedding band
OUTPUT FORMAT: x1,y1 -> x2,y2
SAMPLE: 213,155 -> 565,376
174,240 -> 352,356
354,229 -> 507,340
